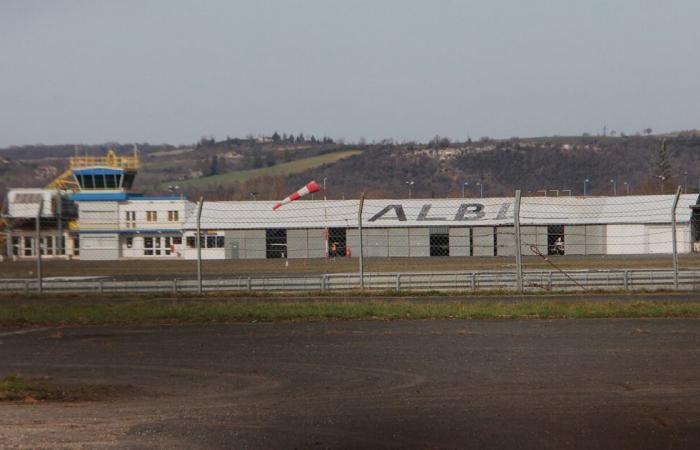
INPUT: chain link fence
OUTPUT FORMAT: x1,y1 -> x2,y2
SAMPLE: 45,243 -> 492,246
1,188 -> 699,294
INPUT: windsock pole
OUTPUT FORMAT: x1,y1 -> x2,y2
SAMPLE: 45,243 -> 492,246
273,180 -> 320,210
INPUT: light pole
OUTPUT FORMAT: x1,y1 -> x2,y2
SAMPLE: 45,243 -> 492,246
610,179 -> 616,196
623,181 -> 630,195
405,180 -> 414,199
684,172 -> 688,193
323,177 -> 327,194
583,179 -> 590,196
657,175 -> 666,194
476,182 -> 483,198
462,182 -> 469,198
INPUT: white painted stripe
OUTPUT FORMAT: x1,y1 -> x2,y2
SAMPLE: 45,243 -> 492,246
0,327 -> 52,338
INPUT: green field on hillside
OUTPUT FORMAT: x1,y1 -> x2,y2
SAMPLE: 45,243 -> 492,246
160,150 -> 361,188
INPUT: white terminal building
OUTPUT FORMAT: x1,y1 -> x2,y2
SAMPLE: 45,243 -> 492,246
2,151 -> 700,260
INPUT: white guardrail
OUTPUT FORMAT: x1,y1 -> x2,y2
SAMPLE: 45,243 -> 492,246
1,269 -> 700,294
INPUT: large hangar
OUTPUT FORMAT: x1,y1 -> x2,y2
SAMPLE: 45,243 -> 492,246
179,195 -> 700,260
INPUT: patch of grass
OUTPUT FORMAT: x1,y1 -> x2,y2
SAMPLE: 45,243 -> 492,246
0,375 -> 70,402
0,301 -> 698,326
0,375 -> 34,400
0,375 -> 131,402
161,150 -> 361,188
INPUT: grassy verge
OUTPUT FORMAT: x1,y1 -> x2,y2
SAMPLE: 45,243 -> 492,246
1,301 -> 699,326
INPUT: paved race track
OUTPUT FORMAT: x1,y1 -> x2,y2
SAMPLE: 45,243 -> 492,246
1,319 -> 699,448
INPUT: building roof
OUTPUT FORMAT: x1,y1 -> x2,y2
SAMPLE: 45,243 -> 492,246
184,194 -> 700,230
68,193 -> 182,201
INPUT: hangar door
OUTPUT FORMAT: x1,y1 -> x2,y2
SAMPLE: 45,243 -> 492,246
266,229 -> 287,258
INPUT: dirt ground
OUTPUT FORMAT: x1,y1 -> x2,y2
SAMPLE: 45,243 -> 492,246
2,254 -> 699,279
1,318 -> 699,448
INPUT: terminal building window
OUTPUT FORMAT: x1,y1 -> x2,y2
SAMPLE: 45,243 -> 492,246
266,229 -> 287,258
186,235 -> 223,249
168,210 -> 179,221
125,211 -> 136,228
43,236 -> 53,255
146,211 -> 158,222
144,237 -> 156,255
429,227 -> 450,257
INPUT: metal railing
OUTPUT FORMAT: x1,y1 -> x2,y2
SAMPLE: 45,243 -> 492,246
1,268 -> 699,294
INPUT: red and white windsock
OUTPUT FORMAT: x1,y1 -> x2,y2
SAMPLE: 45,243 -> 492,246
273,180 -> 321,210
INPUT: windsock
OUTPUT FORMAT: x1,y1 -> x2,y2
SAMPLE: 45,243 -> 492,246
273,180 -> 321,210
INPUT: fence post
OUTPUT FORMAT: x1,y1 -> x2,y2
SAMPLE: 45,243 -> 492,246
196,197 -> 204,294
56,190 -> 63,257
513,190 -> 524,293
671,186 -> 682,290
172,278 -> 178,294
358,194 -> 365,290
624,270 -> 629,290
395,274 -> 401,292
36,197 -> 43,294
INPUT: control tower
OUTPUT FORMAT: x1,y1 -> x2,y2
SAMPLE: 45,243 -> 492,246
49,148 -> 139,195
2,148 -> 140,259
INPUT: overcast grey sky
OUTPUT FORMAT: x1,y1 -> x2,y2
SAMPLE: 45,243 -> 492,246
1,0 -> 698,146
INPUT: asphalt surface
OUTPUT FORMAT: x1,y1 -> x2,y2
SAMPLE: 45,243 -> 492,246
1,319 -> 699,449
